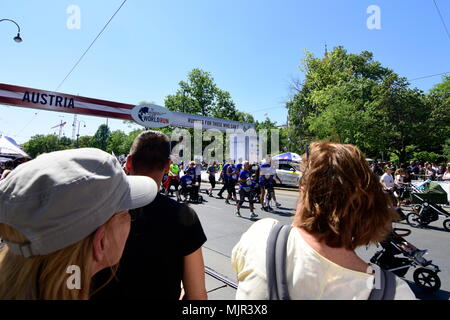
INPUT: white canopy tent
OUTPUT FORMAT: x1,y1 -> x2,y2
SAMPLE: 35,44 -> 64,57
0,135 -> 29,158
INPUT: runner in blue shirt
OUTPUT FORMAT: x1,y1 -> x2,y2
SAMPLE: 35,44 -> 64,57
207,162 -> 217,197
235,161 -> 257,218
187,161 -> 196,177
217,162 -> 230,199
225,164 -> 238,204
259,160 -> 282,211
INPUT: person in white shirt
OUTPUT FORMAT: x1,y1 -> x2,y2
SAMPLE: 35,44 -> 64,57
231,142 -> 416,300
442,164 -> 450,181
380,167 -> 398,205
380,167 -> 395,191
194,159 -> 203,189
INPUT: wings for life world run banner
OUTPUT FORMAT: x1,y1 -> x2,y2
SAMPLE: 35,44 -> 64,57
0,83 -> 254,132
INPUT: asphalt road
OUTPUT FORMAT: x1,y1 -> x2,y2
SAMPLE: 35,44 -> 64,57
180,183 -> 450,300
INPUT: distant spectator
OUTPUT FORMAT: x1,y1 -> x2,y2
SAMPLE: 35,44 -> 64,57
380,167 -> 395,191
432,162 -> 440,172
425,162 -> 436,181
443,164 -> 450,181
436,165 -> 446,181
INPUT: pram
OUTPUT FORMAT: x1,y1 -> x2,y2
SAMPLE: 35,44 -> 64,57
405,181 -> 450,231
370,228 -> 441,292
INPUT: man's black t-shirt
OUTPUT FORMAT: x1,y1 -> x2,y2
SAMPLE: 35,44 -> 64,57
91,193 -> 207,299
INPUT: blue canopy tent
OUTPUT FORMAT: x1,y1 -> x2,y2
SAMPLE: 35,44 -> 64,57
272,152 -> 302,163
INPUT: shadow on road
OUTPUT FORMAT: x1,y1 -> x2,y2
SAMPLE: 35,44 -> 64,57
406,281 -> 450,300
395,221 -> 450,234
268,210 -> 295,217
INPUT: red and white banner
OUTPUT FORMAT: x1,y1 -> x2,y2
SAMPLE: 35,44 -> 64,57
0,83 -> 134,120
0,83 -> 255,132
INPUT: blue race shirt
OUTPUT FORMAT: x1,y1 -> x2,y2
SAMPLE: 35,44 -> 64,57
228,165 -> 238,181
222,163 -> 230,173
238,170 -> 251,189
259,175 -> 275,188
181,175 -> 193,186
251,180 -> 259,189
187,167 -> 196,176
222,163 -> 230,180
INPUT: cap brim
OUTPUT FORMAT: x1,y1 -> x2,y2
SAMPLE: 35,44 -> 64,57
119,175 -> 158,211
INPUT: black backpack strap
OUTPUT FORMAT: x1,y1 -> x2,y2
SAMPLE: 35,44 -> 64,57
266,223 -> 292,300
367,264 -> 397,300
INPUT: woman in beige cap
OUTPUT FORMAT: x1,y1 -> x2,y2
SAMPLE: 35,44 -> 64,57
0,148 -> 157,299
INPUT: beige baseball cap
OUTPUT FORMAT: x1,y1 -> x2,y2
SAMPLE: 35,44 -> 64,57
0,148 -> 157,258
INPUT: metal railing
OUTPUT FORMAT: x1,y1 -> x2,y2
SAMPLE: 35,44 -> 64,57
205,266 -> 238,289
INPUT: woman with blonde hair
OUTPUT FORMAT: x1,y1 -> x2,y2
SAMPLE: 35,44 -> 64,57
0,148 -> 157,299
232,141 -> 416,300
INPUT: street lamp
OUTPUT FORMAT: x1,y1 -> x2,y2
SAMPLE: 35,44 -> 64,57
76,120 -> 87,147
0,19 -> 23,43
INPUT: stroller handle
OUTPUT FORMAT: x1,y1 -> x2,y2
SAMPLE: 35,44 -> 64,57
393,228 -> 411,237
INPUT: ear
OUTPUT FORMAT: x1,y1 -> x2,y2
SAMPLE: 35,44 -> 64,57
164,159 -> 170,173
126,155 -> 133,174
92,225 -> 107,265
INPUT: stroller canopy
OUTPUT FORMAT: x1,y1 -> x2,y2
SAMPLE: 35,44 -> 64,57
412,181 -> 448,205
424,182 -> 447,195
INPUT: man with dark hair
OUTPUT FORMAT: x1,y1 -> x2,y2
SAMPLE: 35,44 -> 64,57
92,130 -> 207,300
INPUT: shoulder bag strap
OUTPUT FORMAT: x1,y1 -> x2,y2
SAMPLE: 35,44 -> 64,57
266,223 -> 292,300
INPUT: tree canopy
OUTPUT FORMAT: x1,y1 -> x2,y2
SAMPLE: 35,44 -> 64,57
287,47 -> 449,163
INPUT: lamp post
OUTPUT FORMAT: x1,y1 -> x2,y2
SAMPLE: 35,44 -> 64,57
0,18 -> 23,42
76,120 -> 86,147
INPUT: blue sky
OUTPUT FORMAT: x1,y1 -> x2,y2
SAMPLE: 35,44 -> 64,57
1,0 -> 449,144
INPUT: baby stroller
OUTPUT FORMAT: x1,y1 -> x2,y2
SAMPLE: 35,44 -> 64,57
405,181 -> 450,231
370,228 -> 441,292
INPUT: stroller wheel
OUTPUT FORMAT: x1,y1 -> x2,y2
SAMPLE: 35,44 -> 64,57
413,268 -> 441,292
198,196 -> 204,203
406,212 -> 422,228
443,219 -> 450,232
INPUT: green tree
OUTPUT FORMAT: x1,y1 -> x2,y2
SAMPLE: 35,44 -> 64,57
286,46 -> 445,163
77,135 -> 94,148
367,74 -> 429,163
443,139 -> 450,161
106,130 -> 128,155
165,69 -> 217,116
165,68 -> 254,123
91,124 -> 111,151
423,75 -> 450,154
22,134 -> 70,158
